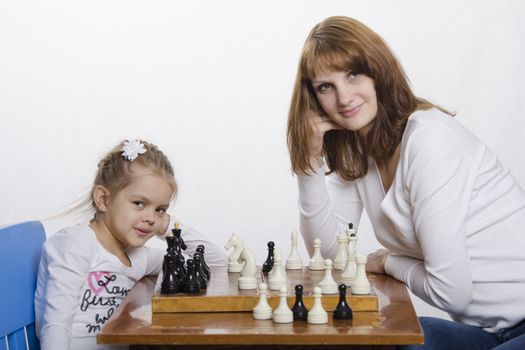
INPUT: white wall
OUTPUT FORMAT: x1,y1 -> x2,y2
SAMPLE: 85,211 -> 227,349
1,0 -> 524,319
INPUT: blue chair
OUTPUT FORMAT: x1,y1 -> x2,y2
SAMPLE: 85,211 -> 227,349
0,221 -> 46,350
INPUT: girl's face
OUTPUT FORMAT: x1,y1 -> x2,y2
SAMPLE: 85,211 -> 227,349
102,167 -> 173,251
312,70 -> 378,135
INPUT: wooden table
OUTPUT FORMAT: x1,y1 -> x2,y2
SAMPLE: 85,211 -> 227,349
98,272 -> 423,349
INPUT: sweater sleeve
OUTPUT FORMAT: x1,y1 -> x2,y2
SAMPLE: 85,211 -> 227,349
36,229 -> 94,350
384,120 -> 479,313
297,162 -> 363,258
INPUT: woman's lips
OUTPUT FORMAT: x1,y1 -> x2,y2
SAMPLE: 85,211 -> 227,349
340,103 -> 363,118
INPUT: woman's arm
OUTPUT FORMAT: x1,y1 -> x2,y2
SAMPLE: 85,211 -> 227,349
385,119 -> 480,313
298,162 -> 363,258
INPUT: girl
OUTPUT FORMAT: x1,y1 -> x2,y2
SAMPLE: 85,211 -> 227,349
287,16 -> 525,349
35,139 -> 226,350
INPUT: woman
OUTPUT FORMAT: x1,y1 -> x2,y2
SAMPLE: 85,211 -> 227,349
287,16 -> 525,349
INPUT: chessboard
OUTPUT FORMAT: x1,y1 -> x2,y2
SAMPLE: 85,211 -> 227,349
151,266 -> 378,314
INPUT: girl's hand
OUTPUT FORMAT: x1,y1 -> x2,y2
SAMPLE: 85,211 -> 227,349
306,111 -> 343,168
366,248 -> 391,274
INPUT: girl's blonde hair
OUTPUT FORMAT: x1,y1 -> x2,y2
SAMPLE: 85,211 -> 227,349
287,16 -> 453,180
76,139 -> 177,217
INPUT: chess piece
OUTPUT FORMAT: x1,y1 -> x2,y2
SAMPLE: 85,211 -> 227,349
194,251 -> 210,280
192,254 -> 207,290
346,223 -> 358,253
307,286 -> 328,324
253,283 -> 273,320
308,238 -> 325,270
333,234 -> 348,270
285,230 -> 303,270
161,254 -> 180,294
172,222 -> 187,255
268,249 -> 287,291
341,243 -> 356,287
196,245 -> 210,279
162,230 -> 177,275
272,286 -> 293,323
333,284 -> 353,320
319,259 -> 338,294
291,284 -> 308,321
182,259 -> 200,294
238,245 -> 258,290
262,241 -> 275,273
351,254 -> 371,295
224,233 -> 245,272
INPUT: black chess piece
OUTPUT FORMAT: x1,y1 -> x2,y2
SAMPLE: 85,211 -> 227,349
194,251 -> 210,280
193,254 -> 207,290
182,259 -> 200,294
161,255 -> 181,294
176,254 -> 187,280
291,284 -> 308,321
172,224 -> 187,253
333,284 -> 353,320
196,245 -> 210,279
262,241 -> 275,273
162,233 -> 177,275
348,222 -> 356,236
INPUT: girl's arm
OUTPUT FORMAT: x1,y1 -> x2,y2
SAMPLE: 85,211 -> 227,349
35,229 -> 93,349
298,161 -> 363,258
385,120 -> 479,313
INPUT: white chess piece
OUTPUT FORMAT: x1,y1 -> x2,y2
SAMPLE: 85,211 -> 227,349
341,242 -> 356,287
224,233 -> 245,272
333,234 -> 348,270
269,249 -> 287,291
347,224 -> 358,253
253,283 -> 273,320
285,230 -> 303,270
238,245 -> 257,290
272,286 -> 294,323
308,238 -> 325,270
319,259 -> 338,294
307,286 -> 328,324
351,254 -> 371,295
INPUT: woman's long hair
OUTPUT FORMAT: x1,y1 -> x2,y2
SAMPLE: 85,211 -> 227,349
287,16 -> 452,181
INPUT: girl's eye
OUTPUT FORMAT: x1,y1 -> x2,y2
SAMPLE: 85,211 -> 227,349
133,201 -> 145,208
316,83 -> 333,93
156,208 -> 167,215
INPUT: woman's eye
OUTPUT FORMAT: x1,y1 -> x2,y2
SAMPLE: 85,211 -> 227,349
133,201 -> 145,208
316,83 -> 332,93
347,72 -> 360,80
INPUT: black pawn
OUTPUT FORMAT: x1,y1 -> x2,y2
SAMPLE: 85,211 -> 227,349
262,241 -> 275,273
161,255 -> 180,294
196,245 -> 210,278
195,251 -> 210,280
193,254 -> 207,290
333,284 -> 353,320
291,284 -> 308,321
182,259 -> 200,294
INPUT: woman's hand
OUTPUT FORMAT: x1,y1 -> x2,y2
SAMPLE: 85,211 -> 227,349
306,111 -> 343,168
366,248 -> 391,274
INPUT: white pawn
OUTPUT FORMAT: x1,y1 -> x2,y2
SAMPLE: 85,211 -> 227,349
308,238 -> 325,270
351,254 -> 371,295
285,230 -> 303,270
253,283 -> 273,320
319,259 -> 338,294
307,286 -> 328,324
333,234 -> 348,270
272,286 -> 294,323
269,249 -> 287,291
340,243 -> 356,287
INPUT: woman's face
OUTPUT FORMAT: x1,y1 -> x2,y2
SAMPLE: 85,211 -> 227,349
312,70 -> 378,135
